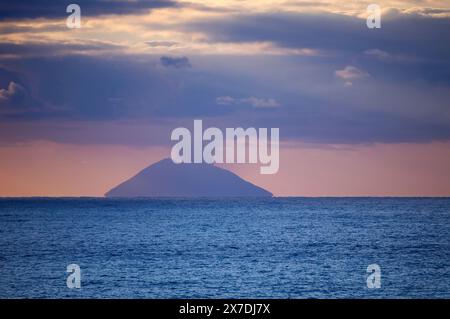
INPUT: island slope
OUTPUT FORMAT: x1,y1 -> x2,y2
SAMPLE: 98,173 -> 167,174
105,158 -> 273,197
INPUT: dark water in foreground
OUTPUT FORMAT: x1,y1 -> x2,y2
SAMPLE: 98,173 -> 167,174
0,198 -> 449,298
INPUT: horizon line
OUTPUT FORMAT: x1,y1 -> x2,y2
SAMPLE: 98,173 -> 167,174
1,196 -> 450,199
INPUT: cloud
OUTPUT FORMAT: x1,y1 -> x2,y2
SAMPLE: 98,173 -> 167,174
335,66 -> 369,83
0,81 -> 26,100
0,0 -> 179,20
146,41 -> 179,48
0,47 -> 449,146
0,56 -> 173,120
0,81 -> 36,110
216,96 -> 280,108
401,7 -> 450,18
184,12 -> 450,61
364,49 -> 391,60
160,56 -> 191,68
0,41 -> 123,58
364,49 -> 419,63
0,1 -> 449,148
0,55 -> 222,121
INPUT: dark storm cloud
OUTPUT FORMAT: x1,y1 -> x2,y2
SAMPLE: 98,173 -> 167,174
0,56 -> 447,146
0,56 -> 169,120
185,11 -> 450,61
0,0 -> 179,20
0,55 -> 226,122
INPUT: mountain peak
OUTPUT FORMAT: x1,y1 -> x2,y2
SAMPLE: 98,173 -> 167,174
105,158 -> 272,197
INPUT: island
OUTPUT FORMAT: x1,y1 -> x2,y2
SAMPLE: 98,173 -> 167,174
105,158 -> 273,197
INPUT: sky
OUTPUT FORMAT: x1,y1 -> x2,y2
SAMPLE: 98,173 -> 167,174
0,0 -> 449,196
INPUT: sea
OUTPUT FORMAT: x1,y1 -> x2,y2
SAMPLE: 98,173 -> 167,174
0,197 -> 449,298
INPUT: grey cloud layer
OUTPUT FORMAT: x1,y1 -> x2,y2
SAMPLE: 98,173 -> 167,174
0,9 -> 449,145
186,12 -> 450,61
0,0 -> 178,20
1,52 -> 449,145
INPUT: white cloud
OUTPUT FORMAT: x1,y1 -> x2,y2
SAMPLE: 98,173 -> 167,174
335,66 -> 369,86
335,66 -> 369,80
0,81 -> 26,101
0,81 -> 38,113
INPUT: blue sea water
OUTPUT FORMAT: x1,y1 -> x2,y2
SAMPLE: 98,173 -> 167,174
0,197 -> 449,298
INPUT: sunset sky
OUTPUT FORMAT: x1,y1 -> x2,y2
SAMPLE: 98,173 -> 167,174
0,0 -> 450,196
